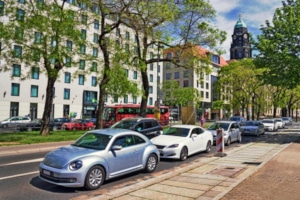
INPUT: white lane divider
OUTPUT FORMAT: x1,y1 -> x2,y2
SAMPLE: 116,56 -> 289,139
0,158 -> 43,166
0,171 -> 39,180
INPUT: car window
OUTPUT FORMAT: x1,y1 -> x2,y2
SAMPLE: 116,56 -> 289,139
163,127 -> 189,137
135,122 -> 144,131
73,133 -> 111,150
113,135 -> 134,148
133,135 -> 146,145
144,121 -> 154,129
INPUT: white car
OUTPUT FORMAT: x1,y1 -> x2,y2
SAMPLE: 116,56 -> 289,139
207,121 -> 242,146
274,118 -> 285,129
151,125 -> 213,161
262,119 -> 278,132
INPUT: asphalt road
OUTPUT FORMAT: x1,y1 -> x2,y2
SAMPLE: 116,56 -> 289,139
0,125 -> 298,200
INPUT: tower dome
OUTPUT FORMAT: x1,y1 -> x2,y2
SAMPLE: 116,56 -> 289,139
234,14 -> 247,29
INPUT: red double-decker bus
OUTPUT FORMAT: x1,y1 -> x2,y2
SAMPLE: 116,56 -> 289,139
102,104 -> 170,128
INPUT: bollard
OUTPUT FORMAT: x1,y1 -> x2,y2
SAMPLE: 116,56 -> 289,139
215,128 -> 226,157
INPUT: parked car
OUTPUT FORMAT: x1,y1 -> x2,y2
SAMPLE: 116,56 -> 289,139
39,129 -> 160,190
262,119 -> 278,132
207,121 -> 242,146
282,117 -> 293,126
0,116 -> 31,128
150,125 -> 213,161
229,116 -> 246,125
110,117 -> 163,139
61,119 -> 95,130
18,118 -> 57,131
53,117 -> 71,129
274,118 -> 285,129
240,120 -> 265,136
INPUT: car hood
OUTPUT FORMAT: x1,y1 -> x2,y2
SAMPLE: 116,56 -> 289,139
42,145 -> 98,169
151,135 -> 187,146
263,123 -> 274,126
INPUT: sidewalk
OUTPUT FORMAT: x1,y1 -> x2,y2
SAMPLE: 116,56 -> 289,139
1,134 -> 299,200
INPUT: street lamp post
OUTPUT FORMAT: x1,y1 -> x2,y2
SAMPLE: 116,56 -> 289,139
154,43 -> 164,121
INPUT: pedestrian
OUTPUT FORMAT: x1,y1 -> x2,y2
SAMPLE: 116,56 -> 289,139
200,115 -> 205,127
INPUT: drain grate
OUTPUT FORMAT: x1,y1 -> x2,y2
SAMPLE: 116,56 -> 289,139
242,161 -> 262,165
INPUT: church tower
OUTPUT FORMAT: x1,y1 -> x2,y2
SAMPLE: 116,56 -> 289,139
230,15 -> 252,60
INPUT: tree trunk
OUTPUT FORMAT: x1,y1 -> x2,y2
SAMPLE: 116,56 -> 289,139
140,70 -> 149,117
40,77 -> 56,136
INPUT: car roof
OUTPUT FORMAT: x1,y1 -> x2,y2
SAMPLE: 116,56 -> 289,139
215,120 -> 236,124
120,117 -> 157,122
170,124 -> 202,129
89,128 -> 145,137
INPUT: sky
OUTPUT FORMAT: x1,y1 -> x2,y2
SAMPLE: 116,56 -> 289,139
209,0 -> 283,60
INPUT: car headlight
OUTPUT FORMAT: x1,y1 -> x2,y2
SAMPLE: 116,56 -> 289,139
167,144 -> 179,148
69,160 -> 82,170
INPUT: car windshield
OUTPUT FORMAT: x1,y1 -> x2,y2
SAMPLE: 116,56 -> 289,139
163,127 -> 189,137
72,132 -> 112,150
208,122 -> 230,131
111,120 -> 137,129
244,121 -> 258,126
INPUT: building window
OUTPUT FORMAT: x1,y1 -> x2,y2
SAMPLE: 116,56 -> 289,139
150,64 -> 153,71
149,86 -> 153,94
166,73 -> 171,80
183,80 -> 189,87
157,64 -> 160,73
81,29 -> 86,40
18,0 -> 26,3
113,95 -> 118,103
91,62 -> 97,72
166,63 -> 171,69
12,64 -> 21,77
183,70 -> 189,78
80,44 -> 86,54
34,32 -> 42,43
79,60 -> 85,70
174,71 -> 180,79
81,14 -> 87,25
51,36 -> 56,47
11,83 -> 20,96
13,45 -> 22,58
134,35 -> 138,43
17,9 -> 25,21
150,52 -> 154,59
15,27 -> 24,40
66,40 -> 72,51
0,1 -> 4,16
91,76 -> 97,86
124,95 -> 128,103
31,67 -> 39,79
93,33 -> 98,43
201,91 -> 204,98
149,97 -> 153,105
65,56 -> 71,67
125,44 -> 129,52
206,92 -> 209,98
116,28 -> 120,36
167,52 -> 172,59
133,71 -> 137,79
64,72 -> 71,83
94,19 -> 99,29
78,74 -> 84,85
133,96 -> 137,104
206,82 -> 209,89
64,88 -> 70,99
93,47 -> 98,57
149,74 -> 153,82
125,31 -> 130,40
31,85 -> 38,97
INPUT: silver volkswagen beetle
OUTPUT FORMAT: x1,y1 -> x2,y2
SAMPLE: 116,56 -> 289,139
39,128 -> 160,190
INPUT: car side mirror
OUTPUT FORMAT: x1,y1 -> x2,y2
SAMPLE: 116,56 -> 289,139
111,145 -> 122,151
191,133 -> 197,138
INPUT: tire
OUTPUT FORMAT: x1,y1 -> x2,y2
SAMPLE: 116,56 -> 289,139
256,130 -> 259,137
179,147 -> 188,161
205,141 -> 212,153
237,134 -> 242,143
144,154 -> 158,173
226,137 -> 231,146
3,124 -> 8,128
84,166 -> 105,190
27,127 -> 32,131
72,127 -> 76,131
52,126 -> 57,131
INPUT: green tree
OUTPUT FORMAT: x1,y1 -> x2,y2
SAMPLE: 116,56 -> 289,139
1,0 -> 95,135
254,0 -> 300,89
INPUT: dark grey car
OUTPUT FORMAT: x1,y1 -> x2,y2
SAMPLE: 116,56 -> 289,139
111,117 -> 163,139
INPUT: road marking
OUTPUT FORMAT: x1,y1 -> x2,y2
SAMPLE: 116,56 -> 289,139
0,171 -> 39,180
0,158 -> 43,167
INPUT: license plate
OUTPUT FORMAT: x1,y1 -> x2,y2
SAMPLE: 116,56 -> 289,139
43,169 -> 51,176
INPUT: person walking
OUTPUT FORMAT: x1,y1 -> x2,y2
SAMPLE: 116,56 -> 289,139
200,115 -> 205,127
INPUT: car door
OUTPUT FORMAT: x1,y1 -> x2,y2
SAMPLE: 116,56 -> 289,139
188,128 -> 205,154
231,123 -> 239,141
108,135 -> 141,176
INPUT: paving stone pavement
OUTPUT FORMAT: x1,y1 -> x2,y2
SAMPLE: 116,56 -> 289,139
85,132 -> 300,200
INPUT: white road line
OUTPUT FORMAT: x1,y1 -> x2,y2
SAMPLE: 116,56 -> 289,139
0,158 -> 43,167
0,171 -> 39,180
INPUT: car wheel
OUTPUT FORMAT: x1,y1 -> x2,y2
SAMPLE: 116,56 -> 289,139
88,127 -> 92,130
237,134 -> 242,143
144,154 -> 158,173
72,127 -> 76,131
52,126 -> 57,131
3,124 -> 8,128
84,165 -> 105,190
205,141 -> 212,153
27,127 -> 32,131
256,130 -> 259,137
179,147 -> 188,161
226,137 -> 231,146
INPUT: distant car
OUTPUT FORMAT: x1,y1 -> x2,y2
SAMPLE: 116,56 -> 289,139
53,117 -> 71,129
150,125 -> 213,161
111,117 -> 163,139
282,117 -> 293,126
274,118 -> 285,129
240,120 -> 265,136
0,116 -> 31,128
18,118 -> 57,131
207,121 -> 242,146
262,119 -> 278,132
39,129 -> 160,190
62,119 -> 95,130
229,116 -> 246,125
